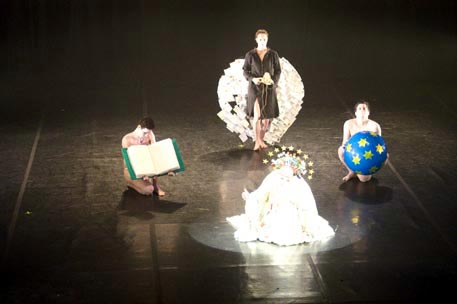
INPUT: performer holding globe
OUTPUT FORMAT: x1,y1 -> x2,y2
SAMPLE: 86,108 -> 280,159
338,101 -> 388,182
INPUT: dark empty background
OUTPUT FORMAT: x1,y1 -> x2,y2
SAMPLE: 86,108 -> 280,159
1,0 -> 455,113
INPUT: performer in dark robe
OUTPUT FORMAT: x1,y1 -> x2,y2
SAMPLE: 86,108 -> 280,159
243,29 -> 281,150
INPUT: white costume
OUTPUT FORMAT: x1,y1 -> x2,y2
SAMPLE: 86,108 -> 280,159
227,166 -> 334,246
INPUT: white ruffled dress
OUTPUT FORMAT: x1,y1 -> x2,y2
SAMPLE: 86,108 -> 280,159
227,167 -> 335,246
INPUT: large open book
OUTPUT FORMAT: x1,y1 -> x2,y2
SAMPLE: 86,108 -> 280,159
121,138 -> 185,180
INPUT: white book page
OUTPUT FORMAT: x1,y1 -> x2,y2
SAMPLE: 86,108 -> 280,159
127,145 -> 156,177
147,138 -> 180,175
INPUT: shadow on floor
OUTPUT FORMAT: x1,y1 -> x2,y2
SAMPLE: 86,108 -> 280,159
118,189 -> 187,218
339,177 -> 393,205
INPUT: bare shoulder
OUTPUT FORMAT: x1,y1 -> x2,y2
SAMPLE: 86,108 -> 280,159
369,119 -> 381,129
122,133 -> 133,148
344,119 -> 355,128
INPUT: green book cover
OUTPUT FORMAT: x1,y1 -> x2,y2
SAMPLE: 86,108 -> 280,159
122,138 -> 185,180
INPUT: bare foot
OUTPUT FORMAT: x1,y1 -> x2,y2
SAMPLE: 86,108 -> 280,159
260,142 -> 268,149
342,172 -> 356,182
153,186 -> 166,196
253,143 -> 261,151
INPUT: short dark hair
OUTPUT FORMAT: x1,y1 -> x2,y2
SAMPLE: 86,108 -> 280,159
354,100 -> 370,112
138,117 -> 155,130
255,29 -> 269,38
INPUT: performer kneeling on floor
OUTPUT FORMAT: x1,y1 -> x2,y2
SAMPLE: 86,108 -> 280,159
122,117 -> 173,196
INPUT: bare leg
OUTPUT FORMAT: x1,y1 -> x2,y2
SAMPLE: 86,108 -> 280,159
259,119 -> 270,148
338,146 -> 356,182
152,177 -> 165,196
357,174 -> 372,182
253,99 -> 262,151
124,168 -> 155,195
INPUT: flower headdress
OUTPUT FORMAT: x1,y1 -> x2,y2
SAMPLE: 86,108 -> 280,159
263,145 -> 314,180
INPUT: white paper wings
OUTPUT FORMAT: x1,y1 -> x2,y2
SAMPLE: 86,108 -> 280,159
217,58 -> 305,144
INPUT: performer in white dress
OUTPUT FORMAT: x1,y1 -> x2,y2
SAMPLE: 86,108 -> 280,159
227,150 -> 334,246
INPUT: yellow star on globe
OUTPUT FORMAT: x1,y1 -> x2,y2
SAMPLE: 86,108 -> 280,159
303,154 -> 309,159
268,151 -> 274,157
288,145 -> 294,151
296,149 -> 302,154
309,169 -> 314,175
308,175 -> 313,180
355,171 -> 363,175
308,161 -> 313,167
281,145 -> 287,150
263,159 -> 269,164
358,138 -> 369,147
274,147 -> 280,153
363,150 -> 374,160
352,155 -> 361,165
369,166 -> 378,173
376,144 -> 384,154
370,132 -> 378,137
346,143 -> 352,152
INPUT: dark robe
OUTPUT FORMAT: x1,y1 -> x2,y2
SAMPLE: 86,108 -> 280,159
243,48 -> 281,119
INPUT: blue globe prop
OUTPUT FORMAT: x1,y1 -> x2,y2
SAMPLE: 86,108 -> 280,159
343,131 -> 388,175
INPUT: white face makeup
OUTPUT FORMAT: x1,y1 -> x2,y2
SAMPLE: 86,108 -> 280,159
256,33 -> 268,49
355,103 -> 370,120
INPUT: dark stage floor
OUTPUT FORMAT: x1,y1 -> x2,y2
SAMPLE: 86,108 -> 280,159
1,1 -> 456,303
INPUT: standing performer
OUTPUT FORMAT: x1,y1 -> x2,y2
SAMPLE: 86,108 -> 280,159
338,101 -> 384,182
243,29 -> 281,151
122,117 -> 167,196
